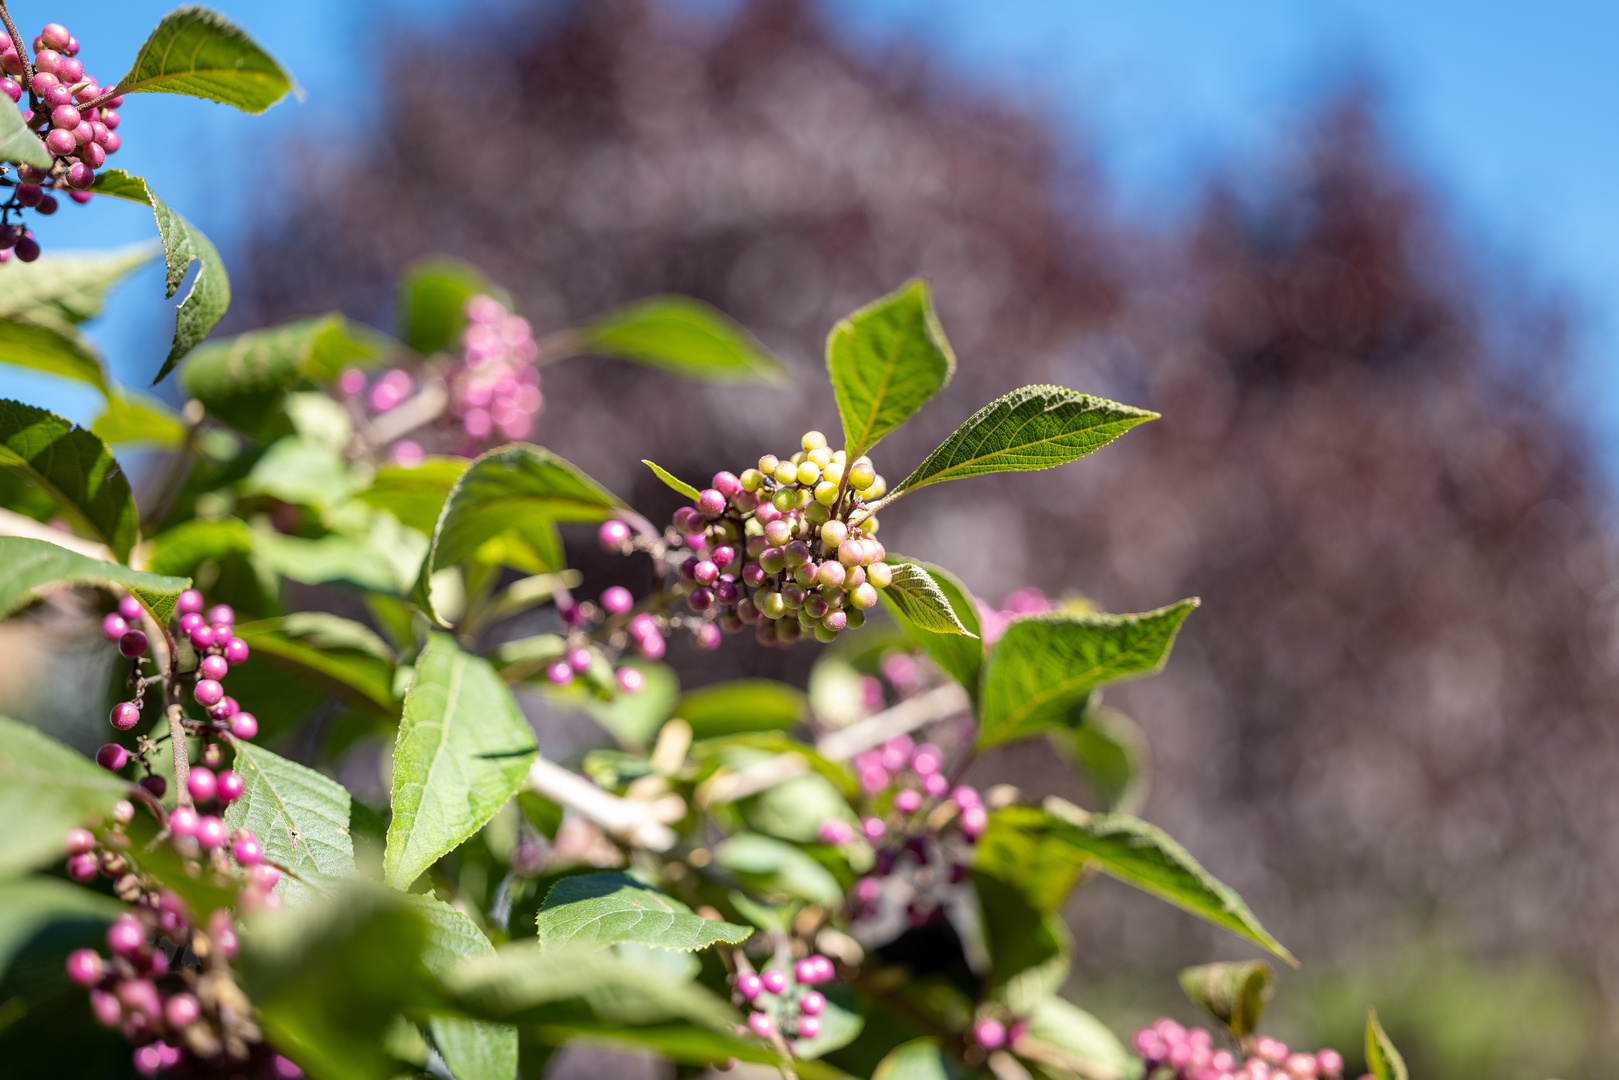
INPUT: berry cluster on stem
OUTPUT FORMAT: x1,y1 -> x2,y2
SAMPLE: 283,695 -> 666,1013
1135,1020 -> 1349,1080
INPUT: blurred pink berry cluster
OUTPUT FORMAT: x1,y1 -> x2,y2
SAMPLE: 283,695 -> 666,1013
734,956 -> 836,1045
448,293 -> 542,443
1135,1020 -> 1348,1080
975,586 -> 1054,644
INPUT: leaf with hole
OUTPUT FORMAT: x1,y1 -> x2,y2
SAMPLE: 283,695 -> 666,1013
90,171 -> 232,381
0,714 -> 131,878
978,600 -> 1198,749
826,279 -> 955,461
584,296 -> 786,384
642,459 -> 700,500
223,741 -> 356,907
114,6 -> 298,113
896,385 -> 1156,494
0,400 -> 139,561
0,536 -> 189,622
384,634 -> 536,889
537,872 -> 752,952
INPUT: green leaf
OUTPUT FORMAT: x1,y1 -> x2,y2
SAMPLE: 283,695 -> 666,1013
583,296 -> 786,385
978,600 -> 1198,749
1365,1009 -> 1408,1080
642,459 -> 700,501
878,556 -> 975,637
182,313 -> 390,439
871,1038 -> 961,1080
413,445 -> 627,624
89,170 -> 230,382
0,877 -> 123,973
408,896 -> 518,1080
0,400 -> 139,561
746,773 -> 854,845
400,257 -> 499,357
0,244 -> 156,329
537,872 -> 753,952
0,320 -> 104,392
676,680 -> 808,739
1019,996 -> 1140,1080
825,280 -> 955,460
353,457 -> 468,534
878,556 -> 982,699
223,742 -> 356,906
788,985 -> 863,1060
114,6 -> 298,113
91,390 -> 187,448
0,714 -> 130,878
974,869 -> 1071,994
0,98 -> 49,168
239,886 -> 436,1080
0,536 -> 189,622
1061,705 -> 1149,815
1041,798 -> 1295,965
713,832 -> 843,907
233,614 -> 400,715
1178,961 -> 1274,1040
575,661 -> 679,750
973,805 -> 1090,915
895,385 -> 1156,494
384,633 -> 537,890
144,517 -> 254,577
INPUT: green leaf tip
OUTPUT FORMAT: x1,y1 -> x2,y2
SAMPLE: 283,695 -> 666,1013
1365,1009 -> 1408,1080
826,278 -> 955,461
116,6 -> 301,113
643,460 -> 701,501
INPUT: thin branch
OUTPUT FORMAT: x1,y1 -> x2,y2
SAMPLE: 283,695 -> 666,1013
167,703 -> 192,809
815,682 -> 970,761
357,377 -> 449,450
525,757 -> 677,851
0,3 -> 33,89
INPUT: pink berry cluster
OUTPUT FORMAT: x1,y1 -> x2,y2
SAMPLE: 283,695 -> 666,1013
975,586 -> 1054,645
969,1016 -> 1028,1052
448,293 -> 542,444
338,365 -> 422,465
1135,1020 -> 1348,1080
734,956 -> 835,1046
0,21 -> 123,262
59,812 -> 295,1076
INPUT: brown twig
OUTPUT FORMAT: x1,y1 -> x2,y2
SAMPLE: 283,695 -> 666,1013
0,3 -> 33,89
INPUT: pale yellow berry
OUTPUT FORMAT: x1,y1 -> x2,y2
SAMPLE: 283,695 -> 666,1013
758,454 -> 779,476
822,460 -> 844,484
796,461 -> 821,485
863,515 -> 880,535
801,430 -> 827,451
814,480 -> 840,506
867,562 -> 893,588
807,447 -> 833,468
774,462 -> 799,485
740,468 -> 765,492
820,520 -> 849,547
865,475 -> 887,499
847,462 -> 876,490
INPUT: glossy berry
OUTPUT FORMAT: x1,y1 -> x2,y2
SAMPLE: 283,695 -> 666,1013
250,863 -> 281,891
109,702 -> 140,731
164,992 -> 201,1029
189,625 -> 215,649
65,948 -> 102,987
50,102 -> 79,129
199,654 -> 228,681
736,973 -> 763,1001
230,712 -> 258,739
13,235 -> 38,262
118,630 -> 148,658
601,585 -> 633,615
748,1011 -> 774,1038
799,990 -> 827,1015
66,852 -> 97,880
760,969 -> 788,995
187,767 -> 217,804
64,827 -> 95,856
796,1016 -> 822,1040
107,915 -> 145,956
96,743 -> 129,771
894,789 -> 923,814
117,595 -> 144,621
44,126 -> 74,155
35,194 -> 57,215
233,837 -> 263,866
224,637 -> 250,664
207,604 -> 234,626
209,696 -> 240,721
861,817 -> 886,841
566,648 -> 593,673
195,816 -> 226,849
193,679 -> 224,707
960,804 -> 988,839
101,613 -> 128,642
169,806 -> 199,837
545,661 -> 573,686
139,775 -> 167,799
599,520 -> 631,549
175,589 -> 203,615
40,23 -> 70,50
217,770 -> 245,802
178,612 -> 204,634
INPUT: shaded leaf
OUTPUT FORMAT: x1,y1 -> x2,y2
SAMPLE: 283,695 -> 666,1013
223,742 -> 356,906
414,444 -> 626,624
1019,996 -> 1139,1080
408,896 -> 518,1080
1179,961 -> 1274,1040
0,714 -> 130,878
537,872 -> 752,952
1061,704 -> 1150,814
0,400 -> 138,560
826,280 -> 955,460
91,390 -> 187,448
872,1038 -> 961,1080
1365,1009 -> 1408,1080
115,6 -> 298,113
978,600 -> 1198,749
896,385 -> 1157,494
384,634 -> 537,890
0,98 -> 49,168
144,517 -> 254,577
233,614 -> 399,714
584,296 -> 786,384
676,679 -> 808,738
89,170 -> 230,381
878,557 -> 982,698
973,805 -> 1090,915
714,832 -> 842,907
0,877 -> 123,974
0,536 -> 189,622
353,456 -> 467,534
974,869 -> 1071,995
879,556 -> 975,637
400,257 -> 499,357
642,459 -> 700,500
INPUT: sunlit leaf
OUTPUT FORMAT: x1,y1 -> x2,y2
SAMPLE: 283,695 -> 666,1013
353,457 -> 467,534
878,556 -> 982,700
91,391 -> 187,448
584,296 -> 786,384
400,257 -> 501,357
0,536 -> 188,622
537,872 -> 752,952
223,742 -> 356,907
232,614 -> 399,715
826,280 -> 954,460
871,1039 -> 960,1080
0,400 -> 139,561
877,556 -> 974,637
676,680 -> 808,739
642,459 -> 700,500
115,6 -> 298,113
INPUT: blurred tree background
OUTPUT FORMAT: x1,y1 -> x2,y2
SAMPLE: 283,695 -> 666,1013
227,0 -> 1619,1074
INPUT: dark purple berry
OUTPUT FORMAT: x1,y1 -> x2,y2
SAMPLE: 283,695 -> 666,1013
782,583 -> 807,609
673,507 -> 704,535
65,948 -> 102,986
37,194 -> 59,216
66,161 -> 94,189
96,743 -> 129,771
714,579 -> 740,604
688,587 -> 714,613
736,598 -> 761,624
81,141 -> 104,169
14,237 -> 39,262
14,183 -> 39,206
742,561 -> 766,587
693,623 -> 722,651
208,696 -> 239,720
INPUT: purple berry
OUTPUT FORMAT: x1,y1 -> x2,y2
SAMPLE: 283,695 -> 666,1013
207,604 -> 234,627
697,489 -> 726,517
195,816 -> 225,849
40,23 -> 70,50
65,948 -> 102,987
637,630 -> 666,660
35,192 -> 57,214
545,661 -> 573,686
80,140 -> 104,168
794,957 -> 820,985
601,585 -> 633,615
164,992 -> 201,1029
45,127 -> 76,156
28,70 -> 58,94
101,613 -> 129,642
923,772 -> 949,797
66,852 -> 97,880
117,595 -> 144,621
673,507 -> 704,535
216,770 -> 244,802
193,679 -> 223,707
761,969 -> 788,995
199,654 -> 228,681
32,49 -> 62,75
855,877 -> 882,904
598,520 -> 631,549
57,57 -> 82,83
616,667 -> 645,693
13,236 -> 38,262
693,623 -> 722,651
107,915 -> 144,956
64,827 -> 95,855
96,743 -> 129,771
88,987 -> 120,1027
748,1011 -> 774,1038
822,610 -> 847,633
714,578 -> 740,604
861,817 -> 886,840
271,1055 -> 304,1079
102,107 -> 120,130
972,1018 -> 1007,1049
817,819 -> 853,844
175,589 -> 203,615
711,544 -> 737,569
170,805 -> 199,837
133,1045 -> 162,1076
250,863 -> 280,891
764,518 -> 793,546
232,837 -> 263,866
736,973 -> 763,1000
693,560 -> 719,586
178,612 -> 203,634
50,102 -> 80,129
678,557 -> 699,583
687,587 -> 714,613
566,648 -> 592,673
118,630 -> 147,658
109,702 -> 140,730
139,775 -> 167,799
796,1016 -> 822,1040
712,471 -> 742,498
224,637 -> 249,664
961,804 -> 988,839
187,767 -> 217,804
894,789 -> 923,814
66,161 -> 95,189
801,989 -> 828,1014
952,786 -> 981,809
208,696 -> 240,721
230,713 -> 258,740
41,82 -> 72,107
187,624 -> 215,651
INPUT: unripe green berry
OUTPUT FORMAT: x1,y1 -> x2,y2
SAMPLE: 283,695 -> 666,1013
778,618 -> 802,644
814,623 -> 840,643
801,430 -> 827,451
867,562 -> 893,588
848,462 -> 876,490
863,516 -> 880,535
759,454 -> 780,476
844,607 -> 865,630
816,561 -> 846,589
807,447 -> 832,468
760,547 -> 787,574
814,480 -> 840,506
851,583 -> 880,610
757,591 -> 787,620
797,487 -> 814,508
774,462 -> 799,485
796,461 -> 821,485
772,488 -> 797,513
804,502 -> 831,526
798,608 -> 818,630
741,468 -> 765,492
783,584 -> 807,609
866,476 -> 888,499
794,563 -> 818,587
820,520 -> 848,547
783,541 -> 811,567
791,450 -> 806,464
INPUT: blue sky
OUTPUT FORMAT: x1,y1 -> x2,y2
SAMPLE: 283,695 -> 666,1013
11,0 -> 1619,477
